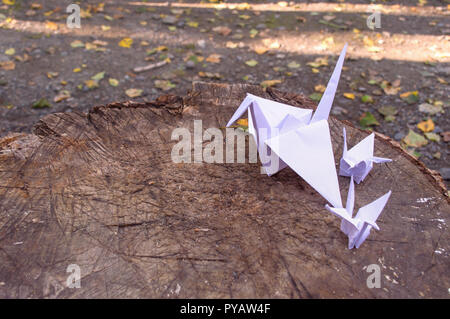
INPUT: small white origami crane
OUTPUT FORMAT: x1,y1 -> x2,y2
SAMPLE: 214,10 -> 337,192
325,176 -> 392,249
227,44 -> 348,208
339,127 -> 392,184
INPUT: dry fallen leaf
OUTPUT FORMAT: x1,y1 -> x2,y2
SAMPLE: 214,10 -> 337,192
70,40 -> 85,48
343,93 -> 355,100
403,130 -> 428,147
400,91 -> 419,104
260,79 -> 282,88
118,37 -> 133,48
54,90 -> 70,103
314,85 -> 326,93
206,54 -> 221,63
0,61 -> 16,70
45,21 -> 58,30
154,80 -> 176,91
125,88 -> 143,98
5,48 -> 15,55
245,59 -> 258,67
108,78 -> 119,87
417,118 -> 435,133
212,26 -> 232,36
254,46 -> 268,55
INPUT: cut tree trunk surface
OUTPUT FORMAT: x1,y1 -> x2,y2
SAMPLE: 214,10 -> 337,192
0,82 -> 448,298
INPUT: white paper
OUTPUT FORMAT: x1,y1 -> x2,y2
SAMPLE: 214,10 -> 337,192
326,177 -> 391,249
339,127 -> 392,183
226,44 -> 392,248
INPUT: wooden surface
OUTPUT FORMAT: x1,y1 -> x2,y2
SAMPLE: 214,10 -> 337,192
0,82 -> 448,298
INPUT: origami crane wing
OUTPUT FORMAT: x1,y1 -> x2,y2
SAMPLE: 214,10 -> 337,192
345,128 -> 375,162
265,120 -> 343,208
352,190 -> 392,248
310,43 -> 348,124
340,128 -> 392,183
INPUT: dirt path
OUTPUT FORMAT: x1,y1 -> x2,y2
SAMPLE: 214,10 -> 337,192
0,0 -> 449,186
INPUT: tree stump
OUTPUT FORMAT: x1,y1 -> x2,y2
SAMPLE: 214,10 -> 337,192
0,82 -> 448,298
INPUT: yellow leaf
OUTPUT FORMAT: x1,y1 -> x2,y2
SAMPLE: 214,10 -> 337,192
101,25 -> 111,31
45,21 -> 58,31
237,119 -> 248,127
417,119 -> 435,133
31,3 -> 42,10
85,43 -> 97,50
0,61 -> 15,70
5,48 -> 15,55
54,90 -> 70,103
436,77 -> 447,85
84,80 -> 99,89
311,68 -> 319,73
2,0 -> 15,6
363,36 -> 374,47
260,79 -> 282,88
70,40 -> 85,48
314,85 -> 326,93
187,21 -> 199,28
254,46 -> 268,55
262,40 -> 280,49
206,54 -> 221,63
108,78 -> 119,87
226,41 -> 238,49
73,68 -> 81,73
118,37 -> 133,48
46,72 -> 58,79
400,91 -> 416,98
343,93 -> 355,100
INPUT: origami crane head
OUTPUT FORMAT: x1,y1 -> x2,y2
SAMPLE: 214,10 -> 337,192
339,127 -> 392,184
325,176 -> 391,249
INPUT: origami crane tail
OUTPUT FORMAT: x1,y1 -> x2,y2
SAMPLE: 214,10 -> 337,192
226,94 -> 253,127
310,43 -> 348,124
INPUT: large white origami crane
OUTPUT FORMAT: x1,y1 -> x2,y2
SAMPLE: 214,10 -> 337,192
325,177 -> 391,249
227,44 -> 348,208
339,127 -> 392,184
